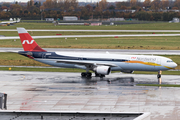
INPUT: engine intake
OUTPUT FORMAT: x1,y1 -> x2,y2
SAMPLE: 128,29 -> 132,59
94,66 -> 111,75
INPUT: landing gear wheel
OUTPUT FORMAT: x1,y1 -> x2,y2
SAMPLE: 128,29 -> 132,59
81,72 -> 87,77
81,72 -> 92,78
95,72 -> 100,77
100,74 -> 105,78
86,72 -> 92,78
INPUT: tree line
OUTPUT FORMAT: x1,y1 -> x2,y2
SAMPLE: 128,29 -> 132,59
0,0 -> 180,21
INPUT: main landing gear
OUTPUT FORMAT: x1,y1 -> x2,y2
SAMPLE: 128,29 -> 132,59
81,65 -> 106,78
81,72 -> 105,78
81,72 -> 92,78
95,72 -> 105,78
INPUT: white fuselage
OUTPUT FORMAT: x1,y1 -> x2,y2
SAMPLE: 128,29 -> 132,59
34,52 -> 177,72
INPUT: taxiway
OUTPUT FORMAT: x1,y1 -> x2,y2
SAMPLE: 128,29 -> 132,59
0,34 -> 180,40
1,48 -> 180,55
0,71 -> 180,120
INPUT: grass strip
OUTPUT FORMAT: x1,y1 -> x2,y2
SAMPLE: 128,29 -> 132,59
2,31 -> 177,36
0,66 -> 180,75
137,84 -> 180,87
2,22 -> 180,30
134,71 -> 180,75
1,36 -> 180,50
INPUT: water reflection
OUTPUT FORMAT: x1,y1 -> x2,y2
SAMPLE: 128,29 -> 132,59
158,78 -> 162,89
81,77 -> 135,86
52,76 -> 135,86
158,78 -> 162,85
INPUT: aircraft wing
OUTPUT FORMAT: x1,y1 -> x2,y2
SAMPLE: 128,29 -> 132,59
56,60 -> 118,67
0,19 -> 20,25
1,22 -> 12,24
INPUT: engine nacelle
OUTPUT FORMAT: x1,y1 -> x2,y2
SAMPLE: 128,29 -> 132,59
94,66 -> 111,75
121,70 -> 134,73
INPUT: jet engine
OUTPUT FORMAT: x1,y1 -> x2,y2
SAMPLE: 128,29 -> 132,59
94,66 -> 111,75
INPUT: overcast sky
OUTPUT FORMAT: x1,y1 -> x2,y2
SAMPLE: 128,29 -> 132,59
1,0 -> 123,3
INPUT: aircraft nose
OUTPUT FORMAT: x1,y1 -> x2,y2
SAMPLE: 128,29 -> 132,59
172,62 -> 177,68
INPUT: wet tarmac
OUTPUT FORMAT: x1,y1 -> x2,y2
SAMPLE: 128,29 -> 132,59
0,111 -> 142,120
0,71 -> 180,120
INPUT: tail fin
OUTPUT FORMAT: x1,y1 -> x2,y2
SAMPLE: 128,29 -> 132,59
16,18 -> 21,23
17,27 -> 46,52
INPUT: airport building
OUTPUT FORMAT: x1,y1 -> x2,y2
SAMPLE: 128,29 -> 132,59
63,16 -> 78,21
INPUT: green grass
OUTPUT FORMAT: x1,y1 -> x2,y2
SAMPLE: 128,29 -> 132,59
0,67 -> 179,75
0,52 -> 49,66
137,84 -> 180,87
134,71 -> 180,75
1,22 -> 180,30
10,22 -> 180,30
1,22 -> 180,50
1,36 -> 180,50
0,67 -> 85,72
2,31 -> 179,36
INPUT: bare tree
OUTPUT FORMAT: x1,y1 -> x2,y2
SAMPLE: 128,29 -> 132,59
174,0 -> 180,9
99,0 -> 107,10
143,0 -> 151,8
151,0 -> 161,11
161,0 -> 169,9
130,0 -> 137,7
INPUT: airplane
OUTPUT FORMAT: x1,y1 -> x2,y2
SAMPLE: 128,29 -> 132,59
17,27 -> 177,78
0,18 -> 21,26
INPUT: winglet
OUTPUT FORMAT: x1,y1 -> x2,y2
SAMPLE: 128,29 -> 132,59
17,27 -> 46,52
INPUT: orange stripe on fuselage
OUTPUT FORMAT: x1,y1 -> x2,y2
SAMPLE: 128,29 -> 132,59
125,60 -> 161,66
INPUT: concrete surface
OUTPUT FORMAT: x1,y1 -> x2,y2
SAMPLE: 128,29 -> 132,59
1,48 -> 180,55
1,34 -> 180,40
0,71 -> 179,120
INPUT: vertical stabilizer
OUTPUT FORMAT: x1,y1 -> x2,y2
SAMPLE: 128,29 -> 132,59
17,27 -> 46,52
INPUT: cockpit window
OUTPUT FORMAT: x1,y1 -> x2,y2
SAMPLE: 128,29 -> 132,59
167,60 -> 173,62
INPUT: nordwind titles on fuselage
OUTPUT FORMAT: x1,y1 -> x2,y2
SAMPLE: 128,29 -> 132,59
16,27 -> 178,78
135,57 -> 156,62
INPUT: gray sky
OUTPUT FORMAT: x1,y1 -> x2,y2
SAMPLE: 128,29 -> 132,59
1,0 -> 123,3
